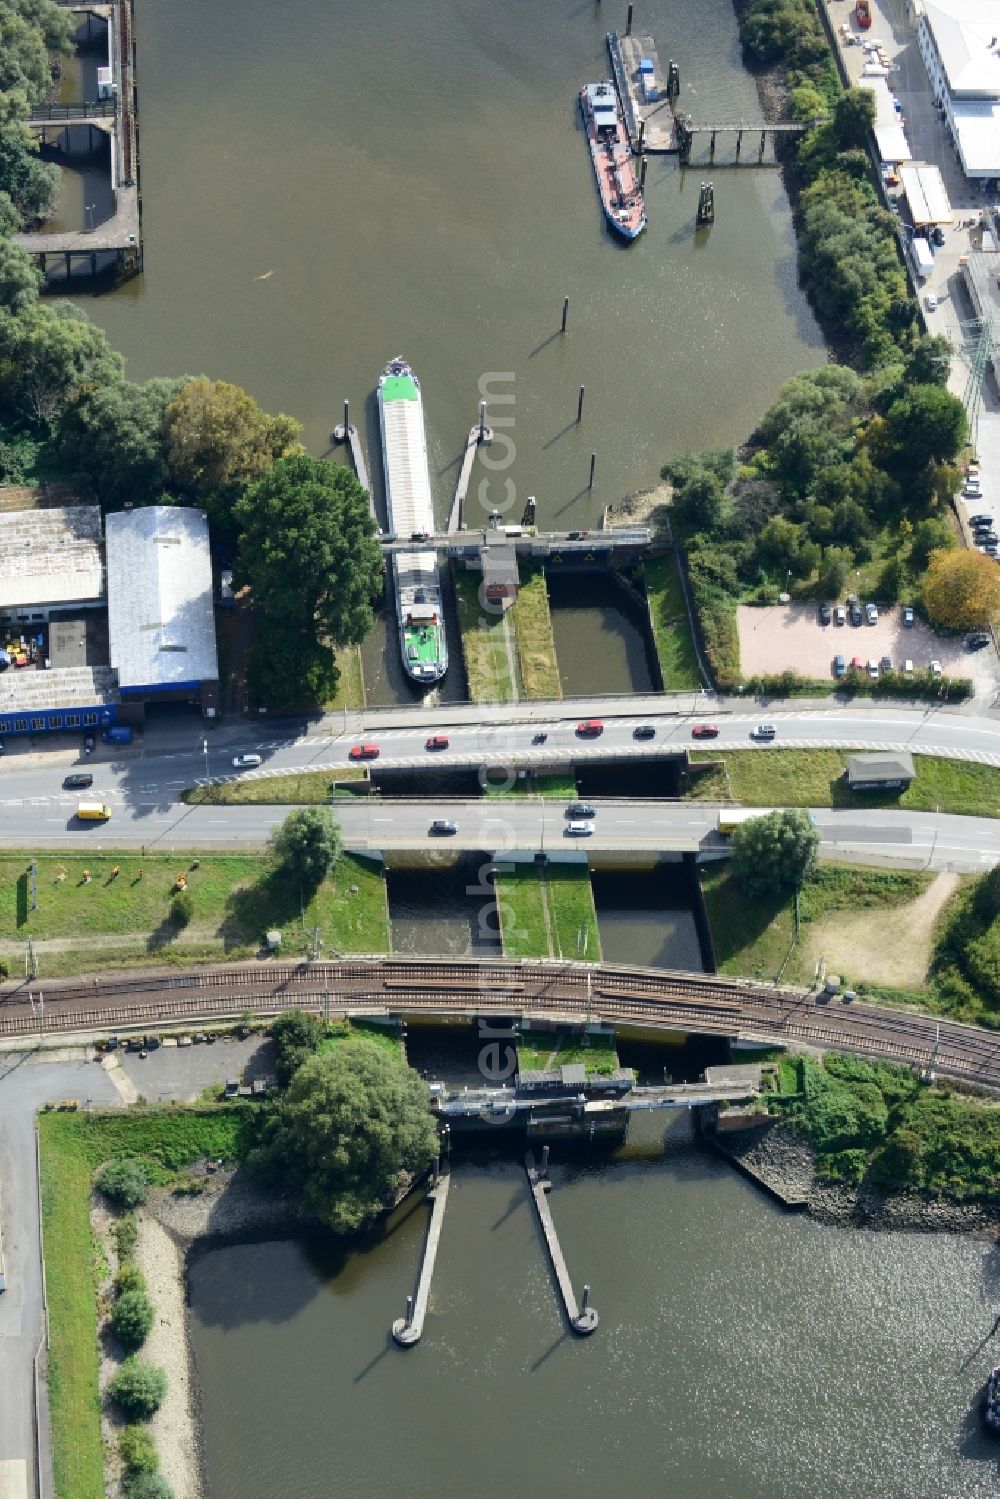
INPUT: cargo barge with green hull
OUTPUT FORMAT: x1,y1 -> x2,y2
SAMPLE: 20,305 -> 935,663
377,357 -> 448,685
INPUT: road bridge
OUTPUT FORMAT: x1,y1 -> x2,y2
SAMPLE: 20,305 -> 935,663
3,958 -> 999,1092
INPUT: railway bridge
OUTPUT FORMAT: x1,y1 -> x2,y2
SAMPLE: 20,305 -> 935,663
2,958 -> 998,1093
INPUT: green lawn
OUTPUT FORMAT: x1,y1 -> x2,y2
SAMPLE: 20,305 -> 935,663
39,1108 -> 246,1499
642,553 -> 702,691
510,561 -> 562,699
700,863 -> 796,981
0,851 -> 390,977
323,645 -> 366,712
452,565 -> 517,702
516,1029 -> 618,1075
687,750 -> 1000,818
495,863 -> 601,960
485,773 -> 578,800
182,767 -> 367,804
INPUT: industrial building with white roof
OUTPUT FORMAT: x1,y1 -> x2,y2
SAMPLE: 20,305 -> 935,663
917,0 -> 1000,178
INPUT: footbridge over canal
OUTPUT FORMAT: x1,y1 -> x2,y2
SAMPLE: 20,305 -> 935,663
3,958 -> 999,1093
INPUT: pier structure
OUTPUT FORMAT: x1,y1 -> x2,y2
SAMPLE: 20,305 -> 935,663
17,0 -> 143,285
332,404 -> 375,523
391,1163 -> 451,1347
607,31 -> 678,154
525,1149 -> 598,1336
675,117 -> 813,167
447,417 -> 494,534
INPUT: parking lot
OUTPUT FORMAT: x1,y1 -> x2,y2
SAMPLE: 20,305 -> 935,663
737,603 -> 1000,697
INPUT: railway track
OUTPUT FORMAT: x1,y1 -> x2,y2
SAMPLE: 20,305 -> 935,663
3,959 -> 999,1090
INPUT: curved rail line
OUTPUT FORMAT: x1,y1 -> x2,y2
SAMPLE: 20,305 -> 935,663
3,959 -> 998,1090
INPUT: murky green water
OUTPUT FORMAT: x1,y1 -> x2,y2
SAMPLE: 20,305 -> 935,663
60,0 -> 823,532
188,1115 -> 1000,1499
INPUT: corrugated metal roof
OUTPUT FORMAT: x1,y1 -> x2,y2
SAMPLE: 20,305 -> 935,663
0,506 -> 103,609
899,163 -> 954,223
105,507 -> 218,689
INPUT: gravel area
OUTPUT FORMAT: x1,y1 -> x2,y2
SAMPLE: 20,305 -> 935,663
134,1218 -> 202,1499
737,603 -> 1000,698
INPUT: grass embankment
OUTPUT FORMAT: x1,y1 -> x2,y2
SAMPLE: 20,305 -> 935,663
516,1028 -> 618,1076
0,851 -> 390,978
39,1108 -> 246,1499
318,1017 -> 403,1062
182,767 -> 367,805
771,1052 -> 1000,1197
323,644 -> 365,712
494,862 -> 601,961
509,560 -> 561,699
687,750 -> 1000,818
452,565 -> 517,703
485,773 -> 578,799
701,863 -> 930,985
642,553 -> 702,691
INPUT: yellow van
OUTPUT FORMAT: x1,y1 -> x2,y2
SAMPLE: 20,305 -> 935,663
76,800 -> 112,821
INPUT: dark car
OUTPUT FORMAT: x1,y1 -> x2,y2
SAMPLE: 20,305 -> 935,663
565,802 -> 597,819
410,530 -> 431,543
632,724 -> 655,740
832,655 -> 846,678
880,655 -> 893,672
969,513 -> 992,527
818,603 -> 832,625
849,605 -> 862,626
63,772 -> 94,790
901,605 -> 914,627
691,723 -> 720,739
966,632 -> 991,650
429,819 -> 458,836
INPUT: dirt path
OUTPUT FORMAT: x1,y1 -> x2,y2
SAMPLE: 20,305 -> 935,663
795,872 -> 961,990
0,924 -> 228,956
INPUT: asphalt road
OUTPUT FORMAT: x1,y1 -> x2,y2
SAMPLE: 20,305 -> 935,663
1,703 -> 999,867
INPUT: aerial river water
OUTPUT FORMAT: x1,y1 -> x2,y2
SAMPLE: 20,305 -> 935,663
80,0 -> 825,532
188,1117 -> 1000,1499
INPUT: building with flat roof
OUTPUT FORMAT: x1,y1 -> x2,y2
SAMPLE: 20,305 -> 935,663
0,505 -> 103,619
105,506 -> 219,714
917,1 -> 1000,178
845,751 -> 916,789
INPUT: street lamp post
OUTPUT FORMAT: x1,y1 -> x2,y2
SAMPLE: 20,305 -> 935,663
85,203 -> 95,232
202,737 -> 209,794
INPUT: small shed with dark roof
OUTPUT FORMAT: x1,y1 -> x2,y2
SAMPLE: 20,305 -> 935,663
845,751 -> 915,790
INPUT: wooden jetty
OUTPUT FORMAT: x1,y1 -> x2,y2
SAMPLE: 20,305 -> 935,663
607,31 -> 678,154
675,117 -> 813,167
16,0 -> 142,284
391,1166 -> 451,1347
447,419 -> 493,534
525,1149 -> 598,1336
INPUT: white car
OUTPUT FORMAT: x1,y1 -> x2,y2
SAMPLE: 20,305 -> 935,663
564,821 -> 595,837
924,293 -> 938,312
232,753 -> 262,769
904,659 -> 914,675
930,660 -> 943,677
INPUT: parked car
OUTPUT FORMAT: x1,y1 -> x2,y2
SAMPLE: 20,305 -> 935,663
751,723 -> 776,740
834,605 -> 846,625
849,604 -> 863,626
931,225 -> 945,247
924,293 -> 938,312
63,772 -> 93,790
429,819 -> 457,836
425,735 -> 450,751
349,743 -> 380,760
633,724 -> 655,740
576,719 -> 604,737
565,802 -> 596,819
232,753 -> 262,769
966,632 -> 991,650
833,654 -> 846,678
930,659 -> 943,677
691,723 -> 720,739
409,530 -> 431,542
102,726 -> 133,745
904,659 -> 914,675
818,603 -> 832,625
850,656 -> 864,671
880,655 -> 892,671
865,602 -> 878,624
964,478 -> 983,496
867,660 -> 879,679
564,821 -> 595,837
969,514 -> 992,527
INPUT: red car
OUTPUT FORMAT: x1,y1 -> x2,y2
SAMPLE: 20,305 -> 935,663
691,723 -> 720,739
425,735 -> 449,751
576,719 -> 604,737
850,656 -> 864,672
348,743 -> 380,761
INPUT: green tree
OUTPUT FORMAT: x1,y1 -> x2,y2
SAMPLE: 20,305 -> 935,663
256,1039 -> 438,1233
817,545 -> 853,598
0,237 -> 39,314
58,377 -> 186,508
164,377 -> 300,503
268,807 -> 341,889
234,454 -> 382,686
122,1475 -> 174,1499
908,515 -> 953,573
114,1262 -> 146,1296
95,1157 -> 149,1209
832,87 -> 877,149
869,1126 -> 924,1188
671,468 -> 724,532
0,0 -> 74,121
119,1426 -> 158,1475
0,300 -> 123,425
0,124 -> 59,219
245,619 -> 340,712
729,809 -> 820,897
904,334 -> 953,388
271,1010 -> 326,1088
106,1361 -> 168,1420
111,1289 -> 155,1351
885,384 -> 966,471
